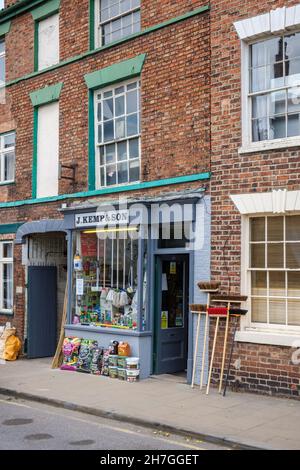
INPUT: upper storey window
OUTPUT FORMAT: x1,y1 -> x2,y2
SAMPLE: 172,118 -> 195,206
0,39 -> 5,87
250,32 -> 300,143
97,0 -> 141,46
37,13 -> 59,70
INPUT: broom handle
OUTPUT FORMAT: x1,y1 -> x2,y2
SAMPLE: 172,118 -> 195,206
200,292 -> 210,390
219,302 -> 231,393
223,316 -> 239,397
206,315 -> 219,395
191,312 -> 201,388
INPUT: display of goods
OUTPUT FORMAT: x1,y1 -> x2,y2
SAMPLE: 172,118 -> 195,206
126,369 -> 140,382
90,348 -> 104,375
77,339 -> 98,373
109,366 -> 118,379
109,355 -> 118,367
117,356 -> 127,368
126,357 -> 140,370
108,340 -> 119,355
118,342 -> 131,357
101,349 -> 110,376
61,337 -> 81,371
117,368 -> 126,381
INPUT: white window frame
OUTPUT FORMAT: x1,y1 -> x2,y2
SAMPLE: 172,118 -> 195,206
0,131 -> 15,185
235,5 -> 300,154
94,78 -> 141,189
0,38 -> 5,88
0,241 -> 13,314
37,13 -> 60,71
95,0 -> 141,48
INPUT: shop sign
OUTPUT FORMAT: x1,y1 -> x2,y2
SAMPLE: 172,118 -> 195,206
75,210 -> 130,228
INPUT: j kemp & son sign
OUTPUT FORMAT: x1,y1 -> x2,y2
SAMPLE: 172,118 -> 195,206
75,210 -> 130,228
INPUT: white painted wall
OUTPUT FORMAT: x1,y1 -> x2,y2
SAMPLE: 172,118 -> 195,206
37,101 -> 59,198
38,13 -> 59,70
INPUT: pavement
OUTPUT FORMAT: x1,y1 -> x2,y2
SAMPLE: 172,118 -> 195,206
0,358 -> 300,450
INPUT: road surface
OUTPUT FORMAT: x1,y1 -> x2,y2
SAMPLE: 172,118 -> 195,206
0,394 -> 229,450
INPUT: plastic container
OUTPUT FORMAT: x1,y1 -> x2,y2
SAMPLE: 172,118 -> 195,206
118,368 -> 126,381
109,366 -> 118,379
126,369 -> 140,382
109,355 -> 118,367
118,342 -> 131,357
126,357 -> 140,370
117,356 -> 127,369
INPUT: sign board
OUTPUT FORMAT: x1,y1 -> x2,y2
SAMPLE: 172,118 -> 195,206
75,210 -> 130,228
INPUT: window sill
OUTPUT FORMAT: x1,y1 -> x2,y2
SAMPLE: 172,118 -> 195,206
0,181 -> 15,186
235,329 -> 300,347
0,311 -> 13,316
239,138 -> 300,154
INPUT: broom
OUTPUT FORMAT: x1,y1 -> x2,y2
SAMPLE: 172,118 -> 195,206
51,280 -> 68,369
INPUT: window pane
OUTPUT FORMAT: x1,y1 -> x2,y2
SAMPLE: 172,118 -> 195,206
287,113 -> 300,137
129,159 -> 140,182
252,117 -> 268,141
127,90 -> 138,114
269,90 -> 286,115
132,11 -> 140,33
250,217 -> 265,241
105,143 -> 116,164
288,272 -> 300,298
129,138 -> 139,159
269,271 -> 285,297
115,95 -> 125,116
4,133 -> 15,148
103,99 -> 114,120
288,300 -> 300,326
117,141 -> 127,161
286,215 -> 300,241
252,297 -> 267,323
0,40 -> 5,55
3,243 -> 12,259
251,271 -> 267,296
120,0 -> 131,13
286,243 -> 300,269
251,37 -> 283,67
251,66 -> 266,92
269,299 -> 286,324
127,113 -> 138,136
286,59 -> 300,87
103,120 -> 114,142
117,161 -> 128,184
115,117 -> 126,139
269,115 -> 286,139
0,55 -> 5,87
267,243 -> 284,268
3,263 -> 13,310
106,164 -> 117,186
4,152 -> 14,182
285,33 -> 300,59
252,95 -> 268,118
97,124 -> 102,143
288,87 -> 300,113
251,244 -> 265,268
97,102 -> 102,122
267,216 -> 283,241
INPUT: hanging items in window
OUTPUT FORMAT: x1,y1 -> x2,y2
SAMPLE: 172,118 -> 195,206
72,228 -> 144,330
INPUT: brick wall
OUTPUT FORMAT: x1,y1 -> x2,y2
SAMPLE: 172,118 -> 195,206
209,0 -> 300,397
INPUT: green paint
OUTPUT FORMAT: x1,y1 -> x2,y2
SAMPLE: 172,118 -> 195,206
84,54 -> 146,90
0,172 -> 210,209
6,5 -> 210,88
30,82 -> 63,107
89,0 -> 95,51
32,108 -> 38,199
0,223 -> 23,234
88,90 -> 96,191
0,20 -> 11,36
31,0 -> 60,21
0,0 -> 46,25
34,20 -> 39,72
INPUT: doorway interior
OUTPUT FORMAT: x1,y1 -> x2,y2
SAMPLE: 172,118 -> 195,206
154,254 -> 189,376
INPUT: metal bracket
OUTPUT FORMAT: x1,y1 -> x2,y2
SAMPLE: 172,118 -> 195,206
59,162 -> 78,183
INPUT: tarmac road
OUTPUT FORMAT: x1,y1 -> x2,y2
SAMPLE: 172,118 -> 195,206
0,394 -> 229,451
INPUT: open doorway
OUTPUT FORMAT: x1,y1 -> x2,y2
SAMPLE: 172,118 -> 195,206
154,254 -> 189,375
24,233 -> 67,358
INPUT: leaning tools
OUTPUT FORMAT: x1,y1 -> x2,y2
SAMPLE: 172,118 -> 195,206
205,307 -> 228,395
190,304 -> 207,388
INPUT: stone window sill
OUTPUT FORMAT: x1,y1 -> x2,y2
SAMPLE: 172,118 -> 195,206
239,138 -> 300,154
235,330 -> 300,347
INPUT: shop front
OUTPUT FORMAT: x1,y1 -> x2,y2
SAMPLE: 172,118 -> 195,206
61,191 -> 211,382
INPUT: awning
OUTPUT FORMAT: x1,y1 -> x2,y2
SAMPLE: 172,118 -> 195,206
15,219 -> 67,244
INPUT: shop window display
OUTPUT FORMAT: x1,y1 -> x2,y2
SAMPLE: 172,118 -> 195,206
72,230 -> 146,330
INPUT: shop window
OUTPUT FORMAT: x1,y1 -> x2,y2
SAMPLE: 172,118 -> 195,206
37,13 -> 59,70
158,222 -> 191,249
0,131 -> 15,184
0,241 -> 13,313
249,215 -> 300,327
249,32 -> 300,143
97,0 -> 141,47
72,228 -> 146,330
95,80 -> 141,188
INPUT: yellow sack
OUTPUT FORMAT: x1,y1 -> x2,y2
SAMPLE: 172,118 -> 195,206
4,335 -> 21,361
